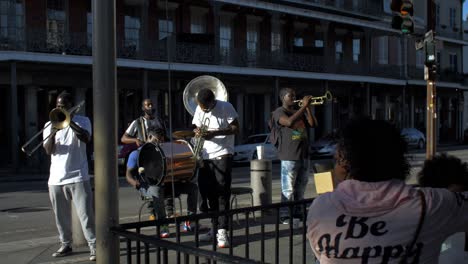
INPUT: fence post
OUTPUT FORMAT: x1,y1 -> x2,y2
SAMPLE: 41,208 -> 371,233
250,159 -> 272,206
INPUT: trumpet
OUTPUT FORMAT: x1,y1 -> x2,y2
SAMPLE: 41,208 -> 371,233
294,91 -> 333,107
21,101 -> 85,156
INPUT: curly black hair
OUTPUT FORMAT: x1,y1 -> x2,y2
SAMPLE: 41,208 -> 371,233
196,88 -> 215,106
418,153 -> 468,189
337,118 -> 410,182
279,87 -> 294,102
147,126 -> 166,138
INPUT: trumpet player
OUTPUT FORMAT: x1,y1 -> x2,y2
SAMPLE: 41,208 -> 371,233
192,88 -> 239,248
271,87 -> 317,225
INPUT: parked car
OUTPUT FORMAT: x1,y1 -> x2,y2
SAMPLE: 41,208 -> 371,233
310,133 -> 339,159
91,143 -> 138,175
233,133 -> 278,163
401,128 -> 425,149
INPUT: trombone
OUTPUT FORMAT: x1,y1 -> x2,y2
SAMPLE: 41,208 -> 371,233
21,101 -> 85,156
294,91 -> 333,107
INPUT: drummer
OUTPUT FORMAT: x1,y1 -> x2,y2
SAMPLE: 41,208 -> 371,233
126,126 -> 199,236
125,126 -> 170,237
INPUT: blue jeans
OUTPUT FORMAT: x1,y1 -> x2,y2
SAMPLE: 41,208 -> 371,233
138,184 -> 166,220
280,159 -> 309,218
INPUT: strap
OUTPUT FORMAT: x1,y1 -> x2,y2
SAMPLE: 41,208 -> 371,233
139,117 -> 147,142
400,190 -> 426,264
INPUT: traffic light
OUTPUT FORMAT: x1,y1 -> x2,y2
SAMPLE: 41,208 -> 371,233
390,0 -> 414,34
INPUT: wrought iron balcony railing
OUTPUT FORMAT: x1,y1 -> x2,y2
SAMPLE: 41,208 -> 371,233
283,0 -> 383,17
1,30 -> 407,80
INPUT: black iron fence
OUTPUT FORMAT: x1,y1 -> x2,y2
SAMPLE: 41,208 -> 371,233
111,198 -> 316,264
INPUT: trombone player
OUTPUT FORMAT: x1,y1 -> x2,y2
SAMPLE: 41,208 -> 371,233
43,91 -> 96,261
192,88 -> 239,248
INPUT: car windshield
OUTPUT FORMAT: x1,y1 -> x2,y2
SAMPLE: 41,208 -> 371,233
245,135 -> 267,144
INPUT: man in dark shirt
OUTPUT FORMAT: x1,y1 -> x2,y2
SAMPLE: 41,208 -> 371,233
272,87 -> 317,224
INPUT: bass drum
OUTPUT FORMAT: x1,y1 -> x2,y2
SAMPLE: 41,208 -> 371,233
137,140 -> 196,186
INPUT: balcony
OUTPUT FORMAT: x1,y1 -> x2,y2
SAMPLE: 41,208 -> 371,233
437,25 -> 463,40
0,30 -> 404,80
283,0 -> 383,18
408,66 -> 463,84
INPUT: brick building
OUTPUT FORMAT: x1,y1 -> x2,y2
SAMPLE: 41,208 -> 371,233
0,0 -> 467,172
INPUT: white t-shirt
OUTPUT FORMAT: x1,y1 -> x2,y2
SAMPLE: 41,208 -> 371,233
192,100 -> 238,159
43,115 -> 92,185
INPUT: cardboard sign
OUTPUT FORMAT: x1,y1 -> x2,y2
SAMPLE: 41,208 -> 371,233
314,171 -> 334,194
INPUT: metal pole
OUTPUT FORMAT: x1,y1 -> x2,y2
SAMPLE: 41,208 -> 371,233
93,0 -> 119,263
426,0 -> 436,159
10,62 -> 18,170
426,75 -> 436,159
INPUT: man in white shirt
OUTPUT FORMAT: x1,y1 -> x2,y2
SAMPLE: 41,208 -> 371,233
43,91 -> 96,261
192,88 -> 239,248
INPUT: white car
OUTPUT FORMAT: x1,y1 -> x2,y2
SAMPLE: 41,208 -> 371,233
233,133 -> 278,163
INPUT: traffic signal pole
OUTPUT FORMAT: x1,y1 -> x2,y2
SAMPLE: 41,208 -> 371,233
426,0 -> 436,159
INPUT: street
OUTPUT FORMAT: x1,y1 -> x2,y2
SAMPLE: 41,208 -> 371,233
1,146 -> 467,263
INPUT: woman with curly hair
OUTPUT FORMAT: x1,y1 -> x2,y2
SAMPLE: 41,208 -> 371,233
307,118 -> 468,263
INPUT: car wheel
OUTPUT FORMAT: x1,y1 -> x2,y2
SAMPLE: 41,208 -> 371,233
417,139 -> 425,149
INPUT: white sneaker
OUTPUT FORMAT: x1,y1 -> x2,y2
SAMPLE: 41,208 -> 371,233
199,229 -> 213,242
216,229 -> 230,248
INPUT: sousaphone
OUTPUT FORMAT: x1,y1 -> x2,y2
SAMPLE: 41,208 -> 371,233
182,75 -> 228,116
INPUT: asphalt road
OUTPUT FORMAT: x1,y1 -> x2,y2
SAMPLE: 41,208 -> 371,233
1,145 -> 467,263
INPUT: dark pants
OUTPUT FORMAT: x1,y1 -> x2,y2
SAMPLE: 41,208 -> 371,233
164,182 -> 199,216
198,157 -> 232,230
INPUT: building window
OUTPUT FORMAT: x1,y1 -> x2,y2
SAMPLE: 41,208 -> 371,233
335,40 -> 343,64
159,18 -> 174,40
125,15 -> 140,51
449,8 -> 456,28
353,39 -> 360,64
190,8 -> 207,34
334,0 -> 344,9
247,18 -> 259,61
294,36 -> 303,47
87,12 -> 92,48
271,31 -> 281,52
315,39 -> 324,48
436,51 -> 441,65
416,50 -> 424,68
449,53 -> 457,72
220,15 -> 232,60
436,4 -> 440,26
0,0 -> 24,43
47,0 -> 66,49
377,36 -> 388,64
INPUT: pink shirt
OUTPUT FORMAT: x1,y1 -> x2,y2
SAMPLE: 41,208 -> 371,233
307,179 -> 468,264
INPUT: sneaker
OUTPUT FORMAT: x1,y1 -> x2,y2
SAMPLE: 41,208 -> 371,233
160,225 -> 170,238
182,221 -> 192,232
149,214 -> 156,221
199,229 -> 213,242
89,247 -> 96,261
52,244 -> 72,257
280,217 -> 290,225
216,229 -> 230,248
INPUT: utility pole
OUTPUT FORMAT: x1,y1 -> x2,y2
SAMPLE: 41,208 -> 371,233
93,0 -> 119,262
425,0 -> 437,159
